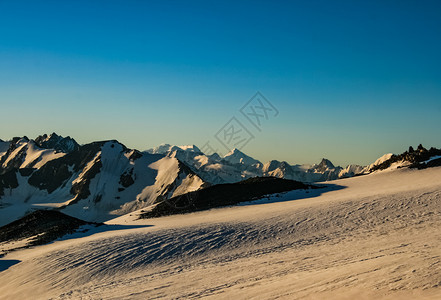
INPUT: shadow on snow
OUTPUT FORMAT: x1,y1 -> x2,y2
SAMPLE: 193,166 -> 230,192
0,259 -> 20,272
238,183 -> 347,206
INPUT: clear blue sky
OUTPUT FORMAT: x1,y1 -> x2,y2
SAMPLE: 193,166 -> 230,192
1,0 -> 440,166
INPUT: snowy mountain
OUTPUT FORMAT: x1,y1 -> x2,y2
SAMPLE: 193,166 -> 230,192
315,158 -> 335,173
0,135 -> 205,226
222,148 -> 263,167
148,144 -> 260,184
0,137 -> 66,173
147,143 -> 203,156
338,164 -> 365,178
261,159 -> 363,182
147,142 -> 441,185
364,153 -> 394,173
150,144 -> 368,184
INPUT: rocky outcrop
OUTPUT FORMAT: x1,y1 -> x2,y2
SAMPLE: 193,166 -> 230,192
371,145 -> 441,172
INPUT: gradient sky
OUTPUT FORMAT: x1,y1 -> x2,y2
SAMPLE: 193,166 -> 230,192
1,0 -> 441,166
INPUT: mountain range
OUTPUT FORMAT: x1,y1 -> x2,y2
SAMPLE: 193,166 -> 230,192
147,143 -> 372,183
1,133 -> 440,226
0,134 -> 205,225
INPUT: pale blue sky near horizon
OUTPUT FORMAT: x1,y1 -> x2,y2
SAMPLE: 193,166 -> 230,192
1,0 -> 441,166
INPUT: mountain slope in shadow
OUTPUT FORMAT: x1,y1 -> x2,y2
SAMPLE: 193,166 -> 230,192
0,210 -> 99,256
140,177 -> 318,218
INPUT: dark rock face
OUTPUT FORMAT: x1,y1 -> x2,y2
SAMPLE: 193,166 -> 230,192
119,168 -> 135,188
0,170 -> 19,197
423,157 -> 441,168
0,139 -> 9,151
0,139 -> 27,175
315,158 -> 336,173
141,177 -> 315,218
18,168 -> 34,177
69,158 -> 102,202
128,150 -> 143,161
35,133 -> 80,153
28,142 -> 104,193
0,210 -> 98,248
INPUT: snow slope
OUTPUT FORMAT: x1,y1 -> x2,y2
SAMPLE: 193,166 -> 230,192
363,153 -> 394,173
222,148 -> 262,167
1,166 -> 441,299
0,137 -> 67,173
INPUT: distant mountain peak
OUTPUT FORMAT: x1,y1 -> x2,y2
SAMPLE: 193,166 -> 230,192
177,144 -> 202,153
263,160 -> 282,173
147,144 -> 202,155
319,158 -> 335,168
315,158 -> 336,172
223,148 -> 262,166
225,148 -> 243,156
34,133 -> 80,153
207,152 -> 221,161
48,132 -> 60,139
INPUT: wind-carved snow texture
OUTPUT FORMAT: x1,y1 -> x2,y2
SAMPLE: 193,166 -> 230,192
1,166 -> 441,299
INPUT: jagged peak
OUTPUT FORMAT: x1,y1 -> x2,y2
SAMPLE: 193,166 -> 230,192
34,133 -> 80,153
224,148 -> 251,159
8,136 -> 29,145
147,143 -> 202,155
264,159 -> 282,165
222,148 -> 262,166
178,144 -> 201,153
263,160 -> 282,172
35,132 -> 59,143
318,158 -> 335,169
224,148 -> 244,156
207,152 -> 221,161
48,132 -> 60,139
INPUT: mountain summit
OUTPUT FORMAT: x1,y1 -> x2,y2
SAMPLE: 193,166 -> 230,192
222,148 -> 262,166
315,158 -> 336,172
0,135 -> 205,226
34,133 -> 80,153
